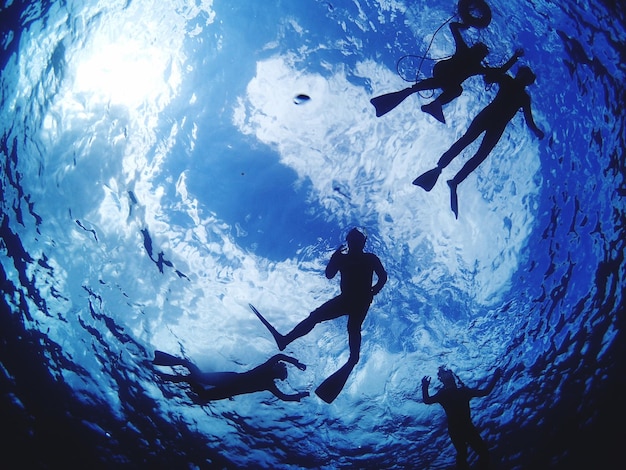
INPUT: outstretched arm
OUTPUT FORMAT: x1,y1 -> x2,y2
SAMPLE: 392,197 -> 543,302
422,376 -> 436,404
268,354 -> 306,371
499,48 -> 524,74
483,49 -> 523,84
449,22 -> 469,51
523,102 -> 545,139
472,367 -> 502,397
268,384 -> 310,402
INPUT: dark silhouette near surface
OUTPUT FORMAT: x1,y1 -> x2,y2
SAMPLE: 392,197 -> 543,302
422,366 -> 502,469
153,350 -> 309,402
371,20 -> 521,123
413,65 -> 545,218
250,228 -> 387,403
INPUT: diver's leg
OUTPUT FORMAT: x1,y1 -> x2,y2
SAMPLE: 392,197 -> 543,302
282,297 -> 344,348
156,371 -> 191,384
422,85 -> 463,124
449,127 -> 502,185
449,431 -> 470,470
446,125 -> 503,218
437,84 -> 464,106
346,306 -> 368,366
411,77 -> 439,91
437,118 -> 485,169
466,425 -> 490,469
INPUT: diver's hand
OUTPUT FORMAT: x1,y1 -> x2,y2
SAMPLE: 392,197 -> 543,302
422,376 -> 431,388
514,48 -> 524,58
297,391 -> 310,401
295,361 -> 307,371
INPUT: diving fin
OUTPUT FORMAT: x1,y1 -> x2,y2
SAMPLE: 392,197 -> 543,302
315,362 -> 355,404
448,180 -> 459,219
370,86 -> 417,117
153,350 -> 184,367
421,101 -> 446,123
249,304 -> 286,351
412,166 -> 442,191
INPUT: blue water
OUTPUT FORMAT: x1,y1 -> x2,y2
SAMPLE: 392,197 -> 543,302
1,0 -> 624,468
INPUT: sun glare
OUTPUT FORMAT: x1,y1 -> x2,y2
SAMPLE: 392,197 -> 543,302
74,39 -> 179,109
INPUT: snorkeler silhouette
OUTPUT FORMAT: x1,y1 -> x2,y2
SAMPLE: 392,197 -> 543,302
413,65 -> 545,218
152,350 -> 309,403
250,228 -> 387,403
422,366 -> 503,469
371,16 -> 522,123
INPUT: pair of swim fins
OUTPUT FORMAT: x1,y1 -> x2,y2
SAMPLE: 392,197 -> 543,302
370,87 -> 446,123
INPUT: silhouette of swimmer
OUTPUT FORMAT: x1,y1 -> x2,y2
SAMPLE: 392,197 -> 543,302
153,351 -> 309,402
250,228 -> 387,403
413,65 -> 545,218
422,366 -> 503,469
371,21 -> 522,122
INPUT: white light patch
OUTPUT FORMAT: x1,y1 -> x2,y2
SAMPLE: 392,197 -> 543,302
73,39 -> 177,109
234,56 -> 542,306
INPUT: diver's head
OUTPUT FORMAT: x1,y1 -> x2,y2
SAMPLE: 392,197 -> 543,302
471,42 -> 489,60
516,65 -> 536,85
437,366 -> 457,388
346,228 -> 366,251
273,362 -> 288,381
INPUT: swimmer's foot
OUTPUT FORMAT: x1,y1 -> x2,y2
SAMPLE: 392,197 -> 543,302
447,179 -> 458,219
249,304 -> 287,350
421,101 -> 446,124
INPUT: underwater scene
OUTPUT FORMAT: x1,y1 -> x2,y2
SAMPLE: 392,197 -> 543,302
1,0 -> 624,468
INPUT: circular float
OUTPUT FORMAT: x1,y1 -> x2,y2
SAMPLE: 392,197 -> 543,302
458,0 -> 492,28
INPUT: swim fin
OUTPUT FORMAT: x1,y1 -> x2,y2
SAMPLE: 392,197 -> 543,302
447,180 -> 459,219
370,86 -> 417,117
153,350 -> 184,367
249,304 -> 286,351
315,362 -> 355,404
421,101 -> 445,123
412,166 -> 442,191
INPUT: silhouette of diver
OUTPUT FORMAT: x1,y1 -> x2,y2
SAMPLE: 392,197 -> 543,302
153,350 -> 309,402
370,21 -> 522,123
250,228 -> 387,403
422,366 -> 502,469
413,65 -> 545,218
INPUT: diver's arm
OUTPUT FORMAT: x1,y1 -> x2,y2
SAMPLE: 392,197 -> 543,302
498,48 -> 524,74
269,384 -> 310,402
523,102 -> 545,139
270,354 -> 306,371
371,257 -> 388,296
422,376 -> 436,404
450,22 -> 469,51
325,247 -> 343,279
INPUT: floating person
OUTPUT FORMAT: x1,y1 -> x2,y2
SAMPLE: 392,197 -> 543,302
152,350 -> 309,403
372,21 -> 515,122
250,228 -> 387,403
422,366 -> 503,469
371,2 -> 520,123
413,65 -> 545,218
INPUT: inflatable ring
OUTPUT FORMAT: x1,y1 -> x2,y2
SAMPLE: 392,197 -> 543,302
458,0 -> 492,29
